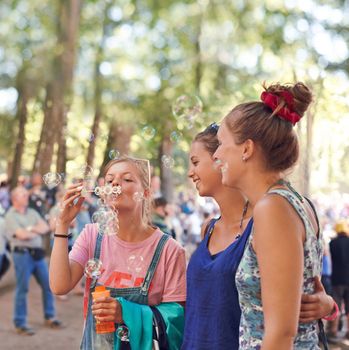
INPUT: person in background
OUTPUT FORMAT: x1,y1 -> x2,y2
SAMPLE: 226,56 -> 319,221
0,179 -> 11,212
5,186 -> 62,335
27,173 -> 48,218
328,220 -> 349,340
152,196 -> 175,239
0,206 -> 10,280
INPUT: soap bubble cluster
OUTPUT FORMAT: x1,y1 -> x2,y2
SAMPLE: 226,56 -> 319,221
43,172 -> 63,189
84,258 -> 103,279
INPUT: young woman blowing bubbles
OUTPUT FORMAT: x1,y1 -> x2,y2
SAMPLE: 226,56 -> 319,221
49,156 -> 186,349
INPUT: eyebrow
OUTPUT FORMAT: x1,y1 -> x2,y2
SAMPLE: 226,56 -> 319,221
105,172 -> 133,177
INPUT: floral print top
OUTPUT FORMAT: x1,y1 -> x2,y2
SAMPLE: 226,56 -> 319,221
235,189 -> 322,349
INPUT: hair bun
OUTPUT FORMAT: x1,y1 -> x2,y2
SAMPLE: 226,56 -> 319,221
264,82 -> 313,119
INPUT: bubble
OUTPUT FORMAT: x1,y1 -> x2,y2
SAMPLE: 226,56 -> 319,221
104,216 -> 119,236
103,184 -> 113,196
172,94 -> 203,121
133,192 -> 144,202
116,325 -> 130,342
96,198 -> 104,207
108,149 -> 120,160
94,186 -> 101,196
43,172 -> 62,189
141,126 -> 156,141
79,164 -> 94,178
161,155 -> 175,169
112,185 -> 122,195
92,206 -> 118,235
170,131 -> 182,143
84,259 -> 103,279
127,255 -> 144,274
83,177 -> 95,194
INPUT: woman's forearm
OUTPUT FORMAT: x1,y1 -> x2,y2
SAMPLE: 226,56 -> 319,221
49,224 -> 73,294
262,331 -> 295,350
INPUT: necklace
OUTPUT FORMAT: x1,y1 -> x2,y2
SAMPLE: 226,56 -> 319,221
234,200 -> 249,240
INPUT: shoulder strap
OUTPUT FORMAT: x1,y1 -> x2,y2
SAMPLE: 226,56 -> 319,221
141,234 -> 170,295
203,218 -> 218,238
304,196 -> 320,236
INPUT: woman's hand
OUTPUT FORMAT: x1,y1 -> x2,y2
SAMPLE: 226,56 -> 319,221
91,296 -> 123,324
300,276 -> 334,323
57,183 -> 85,229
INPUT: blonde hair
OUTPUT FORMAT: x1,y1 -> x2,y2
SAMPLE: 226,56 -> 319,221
103,156 -> 152,225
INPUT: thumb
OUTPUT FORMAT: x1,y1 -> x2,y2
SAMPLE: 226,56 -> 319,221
314,276 -> 325,292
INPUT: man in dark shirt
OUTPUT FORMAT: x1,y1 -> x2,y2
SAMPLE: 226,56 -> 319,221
329,221 -> 349,338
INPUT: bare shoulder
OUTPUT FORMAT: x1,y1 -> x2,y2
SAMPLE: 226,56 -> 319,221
254,193 -> 300,221
253,194 -> 305,243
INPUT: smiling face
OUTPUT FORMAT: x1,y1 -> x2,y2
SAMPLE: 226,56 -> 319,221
213,119 -> 245,188
188,141 -> 223,197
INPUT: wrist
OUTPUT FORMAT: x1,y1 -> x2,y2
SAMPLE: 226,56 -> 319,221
323,300 -> 339,321
56,221 -> 70,232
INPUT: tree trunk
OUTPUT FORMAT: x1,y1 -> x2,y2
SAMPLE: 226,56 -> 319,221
33,83 -> 53,173
10,81 -> 29,189
159,136 -> 174,202
86,50 -> 103,168
56,108 -> 68,174
86,2 -> 114,168
98,121 -> 134,177
34,0 -> 82,174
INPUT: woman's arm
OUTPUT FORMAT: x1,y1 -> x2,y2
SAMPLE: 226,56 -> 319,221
254,195 -> 304,350
49,183 -> 85,294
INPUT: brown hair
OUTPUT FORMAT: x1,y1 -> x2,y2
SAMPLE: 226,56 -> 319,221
224,82 -> 312,172
103,156 -> 152,225
194,123 -> 220,156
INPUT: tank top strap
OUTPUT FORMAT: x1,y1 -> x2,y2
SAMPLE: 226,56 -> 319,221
204,217 -> 219,240
140,233 -> 170,296
267,188 -> 313,234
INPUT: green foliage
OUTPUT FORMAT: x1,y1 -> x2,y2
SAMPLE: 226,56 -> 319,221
0,0 -> 349,193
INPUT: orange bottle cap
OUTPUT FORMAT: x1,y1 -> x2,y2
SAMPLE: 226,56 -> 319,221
94,285 -> 106,292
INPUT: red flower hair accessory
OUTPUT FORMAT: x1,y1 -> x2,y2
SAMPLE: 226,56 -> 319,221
260,91 -> 301,125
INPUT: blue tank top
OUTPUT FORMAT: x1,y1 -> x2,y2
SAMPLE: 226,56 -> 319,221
181,218 -> 253,350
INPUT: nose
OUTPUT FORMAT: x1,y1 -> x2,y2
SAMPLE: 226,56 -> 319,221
111,178 -> 120,187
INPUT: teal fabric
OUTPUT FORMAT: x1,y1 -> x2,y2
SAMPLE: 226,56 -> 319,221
115,298 -> 153,350
156,303 -> 184,350
114,298 -> 184,350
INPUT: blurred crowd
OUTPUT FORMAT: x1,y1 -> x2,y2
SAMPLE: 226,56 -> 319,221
1,173 -> 349,340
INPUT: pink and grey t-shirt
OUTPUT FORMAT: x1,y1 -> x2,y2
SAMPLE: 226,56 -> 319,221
69,224 -> 186,305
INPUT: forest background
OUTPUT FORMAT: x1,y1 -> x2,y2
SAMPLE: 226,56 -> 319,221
1,0 -> 349,201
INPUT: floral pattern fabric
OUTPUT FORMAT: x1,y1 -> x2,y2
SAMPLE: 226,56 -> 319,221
235,189 -> 322,349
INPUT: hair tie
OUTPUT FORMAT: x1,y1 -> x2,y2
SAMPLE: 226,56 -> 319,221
260,91 -> 301,125
206,122 -> 219,133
